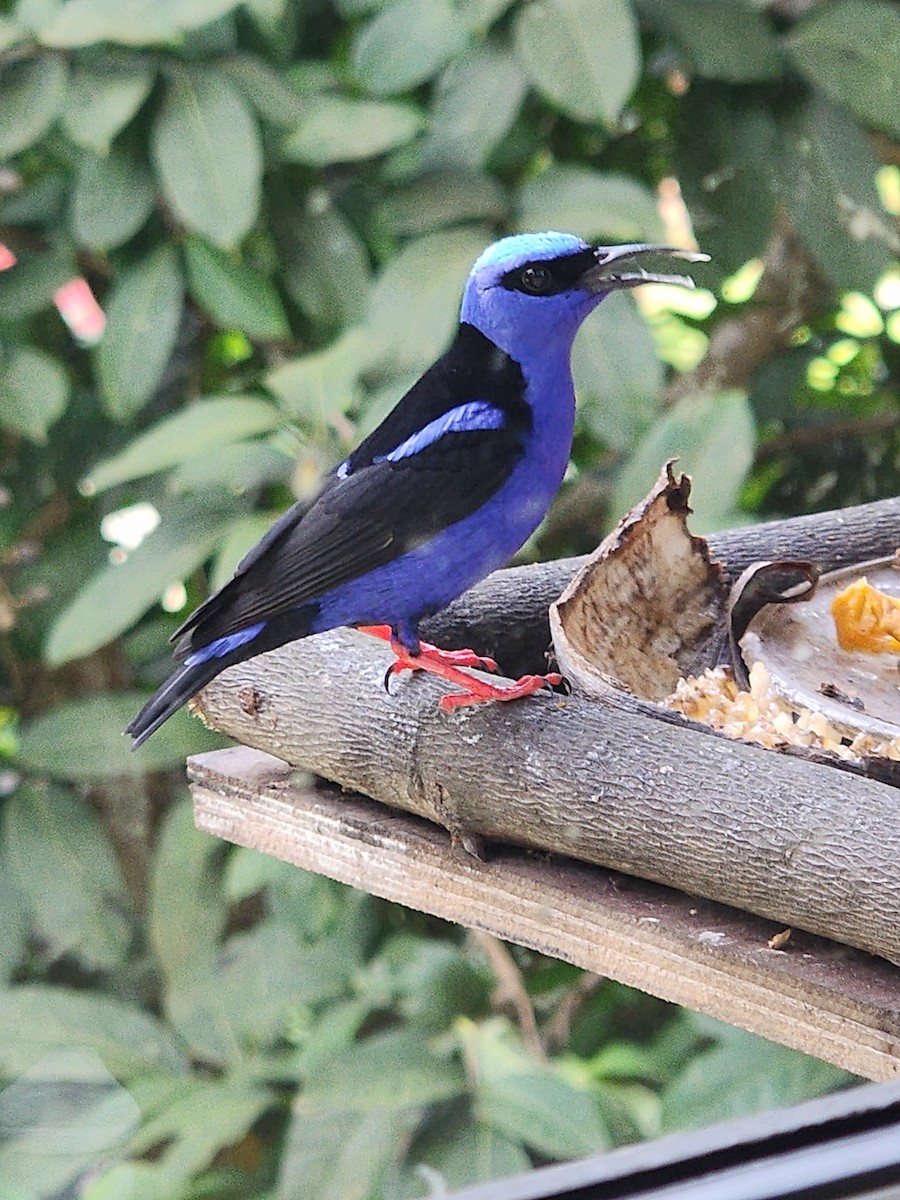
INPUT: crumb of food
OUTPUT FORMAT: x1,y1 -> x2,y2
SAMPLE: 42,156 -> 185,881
831,577 -> 900,654
664,661 -> 900,762
768,927 -> 792,951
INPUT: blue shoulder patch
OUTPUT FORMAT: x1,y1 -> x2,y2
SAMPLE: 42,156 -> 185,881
375,402 -> 506,464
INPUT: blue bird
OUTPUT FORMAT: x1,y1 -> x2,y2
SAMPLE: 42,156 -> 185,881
127,232 -> 707,747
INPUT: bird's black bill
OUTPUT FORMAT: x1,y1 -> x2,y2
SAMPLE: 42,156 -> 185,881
585,243 -> 710,292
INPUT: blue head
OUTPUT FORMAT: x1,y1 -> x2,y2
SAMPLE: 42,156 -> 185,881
460,231 -> 707,362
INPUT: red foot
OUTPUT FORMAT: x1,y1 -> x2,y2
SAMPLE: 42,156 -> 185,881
357,625 -> 560,711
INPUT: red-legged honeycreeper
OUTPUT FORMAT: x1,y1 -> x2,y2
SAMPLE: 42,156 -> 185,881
127,233 -> 708,747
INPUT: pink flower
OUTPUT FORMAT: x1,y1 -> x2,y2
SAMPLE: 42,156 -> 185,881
53,277 -> 106,345
0,244 -> 16,271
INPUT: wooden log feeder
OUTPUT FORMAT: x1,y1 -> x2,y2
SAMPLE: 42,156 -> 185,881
188,478 -> 900,1081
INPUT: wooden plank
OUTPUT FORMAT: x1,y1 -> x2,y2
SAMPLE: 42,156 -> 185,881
189,744 -> 900,1083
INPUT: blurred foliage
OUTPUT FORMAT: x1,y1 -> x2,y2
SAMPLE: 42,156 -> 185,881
1,0 -> 896,1195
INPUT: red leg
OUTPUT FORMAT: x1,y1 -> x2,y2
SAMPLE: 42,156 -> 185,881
357,625 -> 561,710
357,625 -> 499,674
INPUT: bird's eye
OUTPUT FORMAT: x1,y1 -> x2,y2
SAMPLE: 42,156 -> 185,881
519,264 -> 552,294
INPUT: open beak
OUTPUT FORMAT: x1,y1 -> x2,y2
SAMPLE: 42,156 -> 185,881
584,243 -> 710,292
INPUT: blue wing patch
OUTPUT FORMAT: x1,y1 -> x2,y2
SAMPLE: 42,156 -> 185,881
376,402 -> 506,464
185,620 -> 267,666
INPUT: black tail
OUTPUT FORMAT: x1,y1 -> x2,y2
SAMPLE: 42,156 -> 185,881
126,659 -> 224,749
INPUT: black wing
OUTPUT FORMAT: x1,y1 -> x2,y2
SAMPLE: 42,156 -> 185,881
172,330 -> 531,656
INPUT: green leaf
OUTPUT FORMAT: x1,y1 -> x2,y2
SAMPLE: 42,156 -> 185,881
265,327 -> 371,425
0,1048 -> 140,1197
278,1108 -> 411,1200
573,292 -> 663,451
352,0 -> 469,95
273,193 -> 371,327
183,237 -> 289,340
152,68 -> 262,248
168,921 -> 353,1063
517,165 -> 665,243
661,1019 -> 853,1131
779,96 -> 898,295
281,96 -> 422,165
514,0 -> 639,124
211,512 -> 284,590
0,985 -> 187,1080
613,389 -> 755,531
15,692 -> 225,778
44,493 -> 231,665
303,1028 -> 466,1113
0,244 -> 75,322
0,346 -> 69,442
0,54 -> 67,158
0,868 -> 28,985
425,43 -> 527,171
462,1020 -> 610,1159
40,0 -> 242,46
411,1125 -> 531,1194
788,0 -> 900,139
2,782 -> 130,969
674,86 -> 780,278
62,61 -> 155,153
84,395 -> 283,492
364,226 -> 490,375
0,15 -> 27,49
221,53 -> 308,125
127,1076 -> 270,1186
378,172 -> 506,237
640,0 -> 781,82
148,800 -> 226,1003
71,145 -> 155,251
95,243 -> 184,421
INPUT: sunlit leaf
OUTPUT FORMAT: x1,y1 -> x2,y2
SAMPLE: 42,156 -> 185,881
0,985 -> 187,1079
62,61 -> 155,152
788,0 -> 900,139
281,96 -> 422,164
0,54 -> 67,158
514,0 -> 639,124
517,165 -> 664,242
44,494 -> 232,665
16,693 -> 225,778
85,395 -> 283,493
2,783 -> 130,968
613,389 -> 755,530
40,0 -> 242,46
152,67 -> 262,248
0,346 -> 69,442
70,145 -> 155,251
95,243 -> 184,420
351,0 -> 469,95
183,237 -> 289,340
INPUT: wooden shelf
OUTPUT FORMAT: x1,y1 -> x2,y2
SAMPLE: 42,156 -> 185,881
190,744 -> 900,1083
